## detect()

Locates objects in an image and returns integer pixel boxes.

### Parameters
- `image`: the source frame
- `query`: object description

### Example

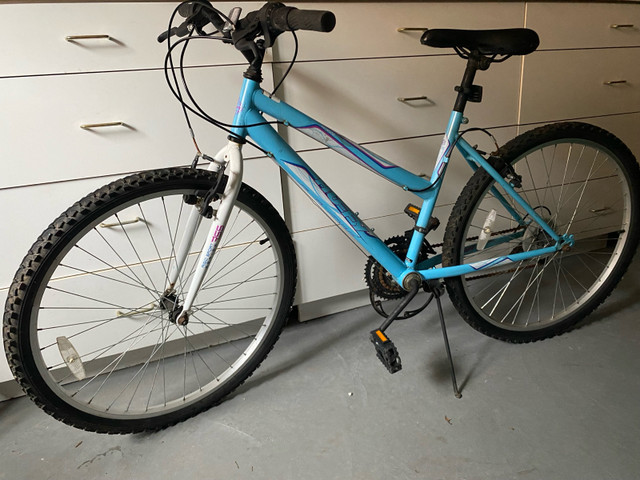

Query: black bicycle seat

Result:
[421,28,539,56]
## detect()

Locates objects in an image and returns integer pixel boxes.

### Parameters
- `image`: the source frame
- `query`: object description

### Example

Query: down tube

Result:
[244,110,407,282]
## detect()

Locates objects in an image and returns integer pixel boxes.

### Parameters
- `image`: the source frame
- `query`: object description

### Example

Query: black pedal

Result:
[404,203,421,220]
[370,330,402,374]
[404,204,440,233]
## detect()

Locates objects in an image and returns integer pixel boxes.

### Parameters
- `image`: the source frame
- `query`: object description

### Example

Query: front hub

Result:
[159,291,187,325]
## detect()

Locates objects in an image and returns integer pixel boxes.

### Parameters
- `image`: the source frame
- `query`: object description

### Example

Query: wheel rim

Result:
[458,139,633,332]
[28,184,286,419]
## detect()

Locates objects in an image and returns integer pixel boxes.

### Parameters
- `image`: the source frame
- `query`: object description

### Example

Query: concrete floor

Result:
[1,261,639,480]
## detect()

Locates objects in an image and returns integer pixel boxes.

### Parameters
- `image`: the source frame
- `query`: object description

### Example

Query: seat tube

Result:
[405,111,464,268]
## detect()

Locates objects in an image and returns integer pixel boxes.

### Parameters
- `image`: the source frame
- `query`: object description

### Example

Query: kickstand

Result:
[431,284,462,399]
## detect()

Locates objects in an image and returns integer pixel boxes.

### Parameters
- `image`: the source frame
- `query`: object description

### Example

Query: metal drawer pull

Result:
[397,27,428,32]
[81,121,127,130]
[65,34,113,41]
[117,303,157,318]
[100,217,144,228]
[603,80,628,85]
[398,96,430,102]
[610,24,635,29]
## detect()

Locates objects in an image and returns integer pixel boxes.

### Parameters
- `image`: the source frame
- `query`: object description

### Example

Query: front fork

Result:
[167,140,244,325]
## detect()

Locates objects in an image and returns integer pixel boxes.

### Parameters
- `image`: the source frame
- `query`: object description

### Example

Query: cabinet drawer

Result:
[276,2,524,61]
[526,3,640,50]
[520,48,640,125]
[0,64,274,188]
[0,2,265,77]
[277,55,520,152]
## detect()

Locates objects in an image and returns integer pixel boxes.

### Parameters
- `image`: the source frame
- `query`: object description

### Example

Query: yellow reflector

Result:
[376,330,388,342]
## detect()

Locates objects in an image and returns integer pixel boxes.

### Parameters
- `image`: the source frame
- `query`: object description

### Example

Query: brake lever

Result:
[223,7,242,33]
[157,22,192,43]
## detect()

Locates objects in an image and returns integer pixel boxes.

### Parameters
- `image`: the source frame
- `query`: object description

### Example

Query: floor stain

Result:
[77,446,122,469]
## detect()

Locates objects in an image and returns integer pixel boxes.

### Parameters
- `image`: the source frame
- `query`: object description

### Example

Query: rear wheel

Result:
[4,168,297,433]
[443,122,640,342]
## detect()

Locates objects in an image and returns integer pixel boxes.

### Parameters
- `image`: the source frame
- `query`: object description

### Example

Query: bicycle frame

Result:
[174,76,573,315]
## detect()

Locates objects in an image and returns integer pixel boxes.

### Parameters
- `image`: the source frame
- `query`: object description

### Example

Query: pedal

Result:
[404,204,440,233]
[370,330,402,374]
[404,203,421,220]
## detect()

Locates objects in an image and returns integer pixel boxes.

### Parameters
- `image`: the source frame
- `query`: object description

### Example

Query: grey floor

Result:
[1,260,639,480]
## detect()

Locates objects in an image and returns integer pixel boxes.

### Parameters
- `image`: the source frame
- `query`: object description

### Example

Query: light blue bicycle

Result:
[4,1,640,433]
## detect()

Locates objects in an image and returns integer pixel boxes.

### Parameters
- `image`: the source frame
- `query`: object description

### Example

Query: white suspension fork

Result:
[166,145,226,288]
[169,141,244,324]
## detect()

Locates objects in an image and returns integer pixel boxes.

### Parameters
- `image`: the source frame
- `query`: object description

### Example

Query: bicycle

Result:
[3,1,639,434]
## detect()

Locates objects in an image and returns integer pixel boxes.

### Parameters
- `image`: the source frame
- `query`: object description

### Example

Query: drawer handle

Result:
[610,24,635,29]
[65,34,113,42]
[603,80,628,86]
[397,27,428,32]
[398,95,431,102]
[100,217,144,228]
[80,121,128,130]
[116,303,157,318]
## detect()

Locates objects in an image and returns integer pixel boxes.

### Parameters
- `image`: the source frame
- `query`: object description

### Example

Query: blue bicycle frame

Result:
[229,77,571,289]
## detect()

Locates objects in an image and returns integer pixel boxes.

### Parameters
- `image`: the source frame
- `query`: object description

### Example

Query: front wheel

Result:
[3,168,297,433]
[443,122,640,343]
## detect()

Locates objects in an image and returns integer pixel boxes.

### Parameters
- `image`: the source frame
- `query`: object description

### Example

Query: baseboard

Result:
[0,378,23,402]
[297,289,370,322]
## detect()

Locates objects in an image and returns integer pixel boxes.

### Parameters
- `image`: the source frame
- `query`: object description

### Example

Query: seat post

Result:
[453,52,490,114]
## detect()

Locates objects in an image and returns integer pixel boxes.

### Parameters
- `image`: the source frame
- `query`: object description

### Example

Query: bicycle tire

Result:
[442,122,640,343]
[3,167,297,433]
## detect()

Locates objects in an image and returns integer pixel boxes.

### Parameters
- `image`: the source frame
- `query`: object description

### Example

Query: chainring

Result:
[364,236,410,300]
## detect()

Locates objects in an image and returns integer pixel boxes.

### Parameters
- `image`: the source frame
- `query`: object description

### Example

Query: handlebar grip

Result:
[271,7,336,33]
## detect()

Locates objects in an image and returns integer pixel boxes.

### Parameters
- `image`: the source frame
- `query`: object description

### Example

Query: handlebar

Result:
[158,1,335,44]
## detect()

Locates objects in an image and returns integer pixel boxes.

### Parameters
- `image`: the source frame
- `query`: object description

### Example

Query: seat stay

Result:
[457,139,560,242]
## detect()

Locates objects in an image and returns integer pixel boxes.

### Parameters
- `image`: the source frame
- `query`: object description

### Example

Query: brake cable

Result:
[164,2,302,157]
